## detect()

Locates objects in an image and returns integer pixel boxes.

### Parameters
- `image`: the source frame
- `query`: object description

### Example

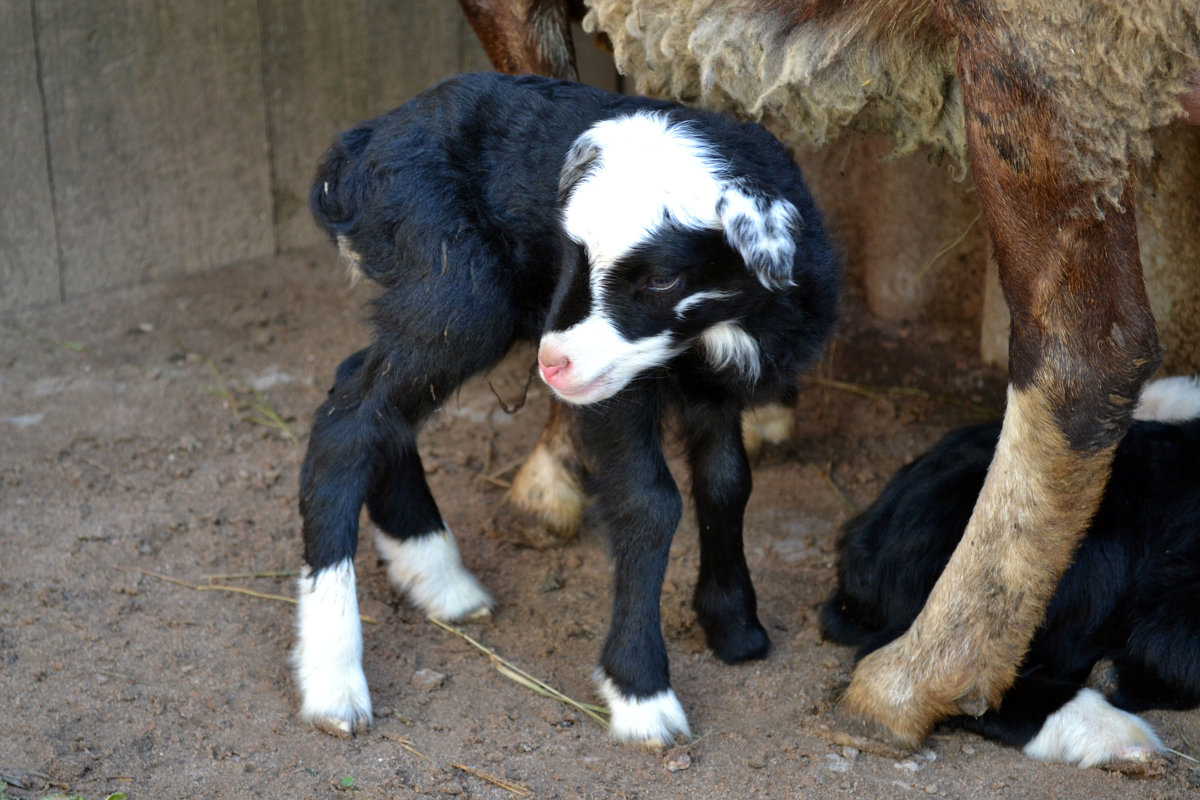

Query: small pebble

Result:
[412,668,446,691]
[825,754,851,774]
[664,747,692,772]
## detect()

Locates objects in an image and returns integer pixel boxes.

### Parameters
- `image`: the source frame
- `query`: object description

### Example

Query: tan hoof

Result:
[741,402,794,457]
[510,443,586,538]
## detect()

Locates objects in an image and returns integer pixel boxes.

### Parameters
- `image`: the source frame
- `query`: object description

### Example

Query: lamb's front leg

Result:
[680,399,769,663]
[580,395,690,747]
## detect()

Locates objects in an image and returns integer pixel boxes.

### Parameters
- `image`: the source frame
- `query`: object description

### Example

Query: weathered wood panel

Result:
[794,136,987,328]
[0,2,60,312]
[1138,126,1200,374]
[34,0,274,299]
[261,0,482,251]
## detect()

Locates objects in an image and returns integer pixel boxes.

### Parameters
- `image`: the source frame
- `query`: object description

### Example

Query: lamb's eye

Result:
[645,274,680,292]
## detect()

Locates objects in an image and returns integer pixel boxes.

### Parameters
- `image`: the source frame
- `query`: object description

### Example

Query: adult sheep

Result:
[458,0,1200,754]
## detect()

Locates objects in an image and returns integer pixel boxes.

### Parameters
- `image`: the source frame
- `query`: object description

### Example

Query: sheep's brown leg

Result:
[838,22,1161,750]
[510,399,588,536]
[458,0,577,79]
[457,0,585,535]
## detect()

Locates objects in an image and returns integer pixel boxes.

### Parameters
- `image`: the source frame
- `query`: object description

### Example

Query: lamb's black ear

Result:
[717,179,803,289]
[558,134,601,203]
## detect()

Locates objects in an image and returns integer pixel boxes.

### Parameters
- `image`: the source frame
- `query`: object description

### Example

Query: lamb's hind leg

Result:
[365,410,492,622]
[293,349,385,736]
[294,338,500,735]
[838,24,1160,750]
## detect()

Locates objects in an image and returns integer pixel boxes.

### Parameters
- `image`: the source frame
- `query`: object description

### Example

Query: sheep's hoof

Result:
[510,445,586,538]
[824,705,916,761]
[833,643,944,755]
[741,402,794,457]
[1100,752,1168,778]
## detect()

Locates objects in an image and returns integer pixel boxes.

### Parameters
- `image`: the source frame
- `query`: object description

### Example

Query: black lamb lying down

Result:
[293,71,839,746]
[821,376,1200,767]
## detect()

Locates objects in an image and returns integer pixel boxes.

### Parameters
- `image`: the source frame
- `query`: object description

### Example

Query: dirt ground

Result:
[2,248,1198,800]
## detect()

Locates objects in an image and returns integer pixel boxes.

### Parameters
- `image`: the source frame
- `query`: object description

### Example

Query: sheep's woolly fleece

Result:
[583,0,1200,216]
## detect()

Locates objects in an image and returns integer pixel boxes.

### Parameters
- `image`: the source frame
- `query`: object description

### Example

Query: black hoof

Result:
[701,614,770,664]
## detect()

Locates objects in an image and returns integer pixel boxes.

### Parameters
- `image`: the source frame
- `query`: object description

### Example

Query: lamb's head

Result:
[538,112,806,405]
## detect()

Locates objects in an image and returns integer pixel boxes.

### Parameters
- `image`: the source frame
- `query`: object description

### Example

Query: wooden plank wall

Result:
[1,2,60,310]
[11,2,1191,370]
[33,0,274,300]
[1,0,616,313]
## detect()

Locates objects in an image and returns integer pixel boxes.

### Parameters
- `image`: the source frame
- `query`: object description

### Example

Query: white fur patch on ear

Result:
[1022,688,1163,768]
[292,560,372,736]
[717,180,802,289]
[700,322,761,382]
[1133,375,1200,422]
[596,672,691,747]
[558,137,601,201]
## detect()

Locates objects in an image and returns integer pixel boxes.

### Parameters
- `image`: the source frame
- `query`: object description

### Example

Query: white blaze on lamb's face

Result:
[538,112,802,405]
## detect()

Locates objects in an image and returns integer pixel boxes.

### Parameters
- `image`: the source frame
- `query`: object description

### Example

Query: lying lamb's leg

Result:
[838,24,1161,751]
[581,391,689,747]
[457,0,577,79]
[510,399,587,536]
[1020,688,1163,768]
[959,675,1163,768]
[680,399,770,663]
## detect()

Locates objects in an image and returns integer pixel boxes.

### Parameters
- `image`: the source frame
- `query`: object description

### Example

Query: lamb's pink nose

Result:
[538,344,570,385]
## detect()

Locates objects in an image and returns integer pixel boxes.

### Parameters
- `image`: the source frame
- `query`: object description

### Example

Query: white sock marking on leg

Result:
[596,672,691,746]
[1022,687,1163,767]
[292,559,371,735]
[1134,375,1200,422]
[374,528,493,620]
